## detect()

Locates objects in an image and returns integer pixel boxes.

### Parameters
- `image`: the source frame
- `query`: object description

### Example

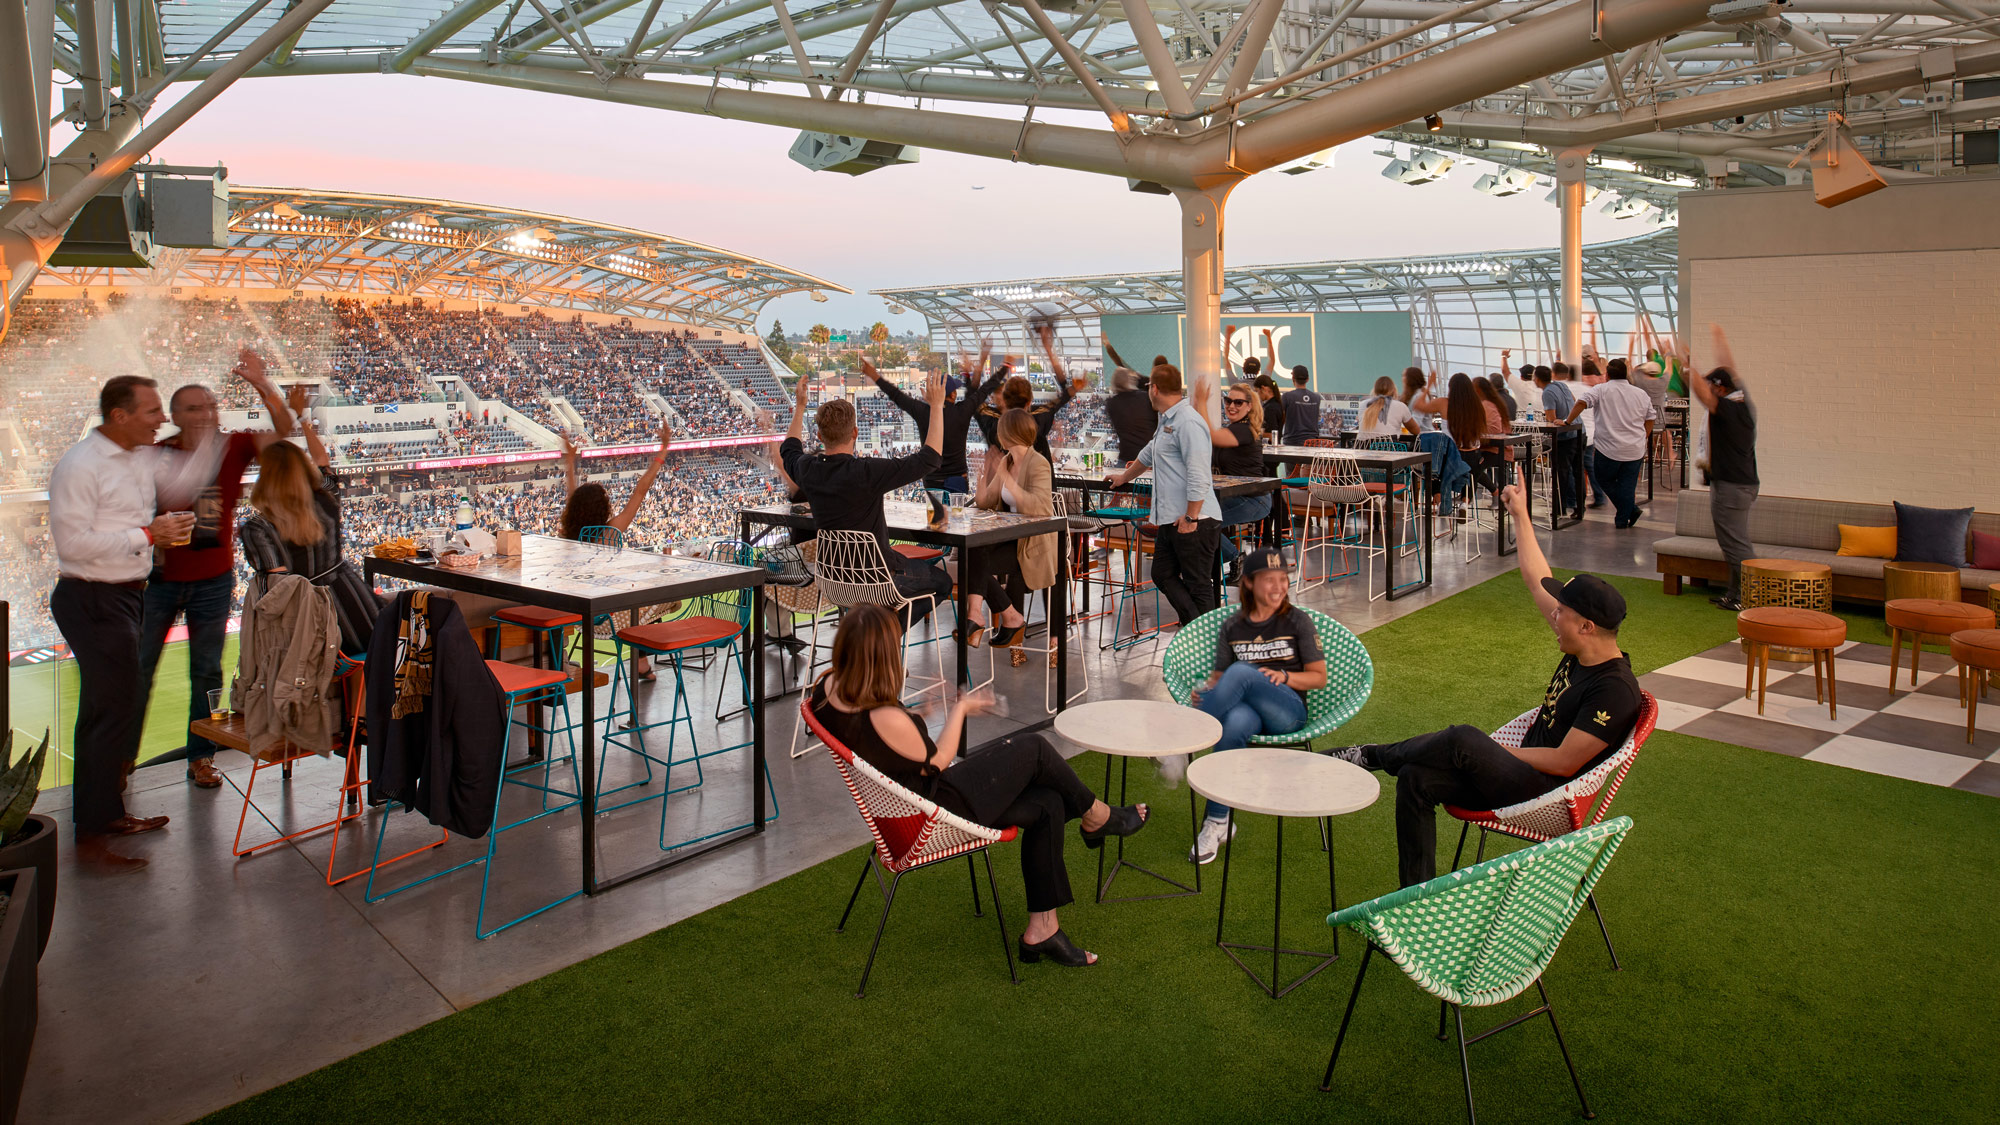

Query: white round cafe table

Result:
[1054,700,1224,903]
[1186,747,1381,998]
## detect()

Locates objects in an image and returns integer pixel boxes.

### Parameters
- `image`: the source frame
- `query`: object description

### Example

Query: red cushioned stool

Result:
[1737,607,1847,718]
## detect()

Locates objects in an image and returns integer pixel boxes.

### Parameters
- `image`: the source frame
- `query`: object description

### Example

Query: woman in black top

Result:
[239,386,382,654]
[1189,373,1274,572]
[975,325,1077,465]
[808,604,1146,967]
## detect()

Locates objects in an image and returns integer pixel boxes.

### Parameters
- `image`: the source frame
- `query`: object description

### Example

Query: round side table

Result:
[1883,559,1961,603]
[1741,558,1833,662]
[1187,747,1380,999]
[1054,700,1223,903]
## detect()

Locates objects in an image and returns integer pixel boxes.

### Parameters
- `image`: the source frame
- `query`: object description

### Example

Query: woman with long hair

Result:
[1401,366,1446,431]
[1445,372,1505,507]
[1184,548,1327,864]
[556,417,673,542]
[964,408,1057,660]
[1189,372,1274,576]
[809,604,1147,966]
[1359,375,1420,438]
[239,386,383,654]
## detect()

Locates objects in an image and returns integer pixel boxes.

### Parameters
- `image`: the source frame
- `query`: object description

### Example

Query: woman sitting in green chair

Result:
[1186,548,1329,864]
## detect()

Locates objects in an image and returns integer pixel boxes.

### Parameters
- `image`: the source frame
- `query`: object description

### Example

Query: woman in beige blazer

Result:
[965,408,1059,660]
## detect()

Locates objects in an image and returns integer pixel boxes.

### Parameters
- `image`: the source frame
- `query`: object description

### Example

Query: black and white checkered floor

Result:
[1640,640,2000,795]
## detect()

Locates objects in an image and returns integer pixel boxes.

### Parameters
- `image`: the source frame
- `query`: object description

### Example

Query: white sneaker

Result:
[1189,816,1235,865]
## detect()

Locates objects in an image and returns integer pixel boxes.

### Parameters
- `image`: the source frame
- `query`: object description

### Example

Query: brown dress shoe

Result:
[186,758,223,789]
[102,814,170,836]
[77,834,149,874]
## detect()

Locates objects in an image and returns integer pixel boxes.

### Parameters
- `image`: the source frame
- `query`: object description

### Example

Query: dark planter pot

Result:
[0,816,54,961]
[0,867,39,1125]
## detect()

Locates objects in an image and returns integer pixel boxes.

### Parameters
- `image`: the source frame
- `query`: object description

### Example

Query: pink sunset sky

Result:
[151,73,1640,335]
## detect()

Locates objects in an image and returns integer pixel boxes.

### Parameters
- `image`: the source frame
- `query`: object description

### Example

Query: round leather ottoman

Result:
[1949,629,2000,745]
[1737,607,1847,719]
[1884,599,1997,692]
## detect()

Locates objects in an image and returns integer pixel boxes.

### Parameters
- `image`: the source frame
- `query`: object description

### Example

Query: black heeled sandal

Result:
[1018,929,1095,967]
[989,622,1026,648]
[1080,804,1148,849]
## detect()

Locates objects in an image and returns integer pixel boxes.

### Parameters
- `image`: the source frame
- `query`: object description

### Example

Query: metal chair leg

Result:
[1538,978,1596,1119]
[968,853,983,917]
[1450,821,1470,870]
[1453,1004,1479,1125]
[1319,943,1374,1091]
[854,870,905,999]
[1586,892,1621,970]
[982,849,1019,985]
[836,853,873,932]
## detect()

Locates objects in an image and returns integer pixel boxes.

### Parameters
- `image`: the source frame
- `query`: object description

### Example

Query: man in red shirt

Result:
[142,349,293,788]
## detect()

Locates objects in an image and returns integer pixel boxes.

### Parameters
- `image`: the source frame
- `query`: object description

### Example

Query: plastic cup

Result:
[207,688,224,720]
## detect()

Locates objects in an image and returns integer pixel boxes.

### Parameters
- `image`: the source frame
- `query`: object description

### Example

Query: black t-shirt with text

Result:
[1522,652,1642,776]
[1214,607,1324,700]
[1213,420,1265,478]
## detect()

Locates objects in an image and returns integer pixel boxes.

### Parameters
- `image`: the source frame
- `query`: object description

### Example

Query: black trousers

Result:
[889,553,953,630]
[50,577,146,834]
[965,542,1028,617]
[1370,725,1556,889]
[1551,436,1586,516]
[935,734,1095,913]
[1151,517,1221,627]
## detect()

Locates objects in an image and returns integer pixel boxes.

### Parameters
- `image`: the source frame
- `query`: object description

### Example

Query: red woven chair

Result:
[1444,691,1657,970]
[799,697,1019,998]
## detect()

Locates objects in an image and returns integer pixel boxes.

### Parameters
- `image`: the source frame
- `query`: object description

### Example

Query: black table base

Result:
[1214,810,1341,999]
[1094,756,1203,904]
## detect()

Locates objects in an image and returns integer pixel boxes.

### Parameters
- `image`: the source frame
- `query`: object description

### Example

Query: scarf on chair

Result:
[391,592,434,719]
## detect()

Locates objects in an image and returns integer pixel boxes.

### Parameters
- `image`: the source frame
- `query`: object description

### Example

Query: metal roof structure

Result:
[22,185,847,328]
[876,227,1679,371]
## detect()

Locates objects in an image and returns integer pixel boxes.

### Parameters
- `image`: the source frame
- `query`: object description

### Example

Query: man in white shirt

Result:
[48,376,194,873]
[1563,360,1657,530]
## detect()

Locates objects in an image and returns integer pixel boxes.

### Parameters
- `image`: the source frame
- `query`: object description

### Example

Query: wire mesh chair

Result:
[995,493,1091,713]
[789,530,946,759]
[1357,436,1425,601]
[1320,817,1634,1125]
[800,697,1018,999]
[1161,606,1375,751]
[1443,691,1657,970]
[1291,454,1370,593]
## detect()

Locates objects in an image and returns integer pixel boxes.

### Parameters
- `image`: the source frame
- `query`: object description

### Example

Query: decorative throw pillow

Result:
[1894,501,1973,568]
[1836,524,1897,558]
[1973,529,2000,571]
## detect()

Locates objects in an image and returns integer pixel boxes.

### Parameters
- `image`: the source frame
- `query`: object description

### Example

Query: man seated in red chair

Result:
[1329,483,1642,887]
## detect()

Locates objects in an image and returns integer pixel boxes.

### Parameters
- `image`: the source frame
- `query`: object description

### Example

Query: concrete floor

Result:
[23,492,1686,1125]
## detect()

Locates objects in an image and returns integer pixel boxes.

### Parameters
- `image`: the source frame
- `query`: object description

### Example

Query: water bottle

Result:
[455,496,474,531]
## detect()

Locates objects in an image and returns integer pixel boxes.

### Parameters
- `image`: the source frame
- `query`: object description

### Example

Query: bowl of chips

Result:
[372,537,417,559]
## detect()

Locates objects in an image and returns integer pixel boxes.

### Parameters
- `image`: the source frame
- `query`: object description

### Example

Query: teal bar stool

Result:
[363,659,583,939]
[487,604,585,808]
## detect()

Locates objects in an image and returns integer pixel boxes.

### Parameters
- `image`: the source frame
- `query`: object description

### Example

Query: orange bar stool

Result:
[1885,599,1996,691]
[1737,607,1847,719]
[1949,629,2000,744]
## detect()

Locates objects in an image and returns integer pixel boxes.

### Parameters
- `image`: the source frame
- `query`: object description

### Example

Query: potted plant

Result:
[0,865,38,1125]
[0,731,53,960]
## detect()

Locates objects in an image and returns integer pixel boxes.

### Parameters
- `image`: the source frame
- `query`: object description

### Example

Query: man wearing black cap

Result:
[871,344,1007,493]
[1330,483,1643,887]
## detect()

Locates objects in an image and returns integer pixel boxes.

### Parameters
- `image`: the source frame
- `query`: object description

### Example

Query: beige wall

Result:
[1680,178,2000,509]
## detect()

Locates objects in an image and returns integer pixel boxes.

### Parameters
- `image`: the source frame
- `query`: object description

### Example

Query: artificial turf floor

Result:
[199,573,2000,1125]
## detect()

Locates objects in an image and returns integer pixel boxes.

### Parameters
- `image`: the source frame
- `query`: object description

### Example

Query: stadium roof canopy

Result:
[25,186,846,329]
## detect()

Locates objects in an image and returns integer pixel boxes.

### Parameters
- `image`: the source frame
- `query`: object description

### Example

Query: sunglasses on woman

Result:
[1226,397,1249,406]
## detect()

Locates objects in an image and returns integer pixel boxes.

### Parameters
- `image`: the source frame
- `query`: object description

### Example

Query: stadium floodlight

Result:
[809,291,829,303]
[1707,0,1783,24]
[1279,147,1337,175]
[1543,184,1603,206]
[1381,151,1453,185]
[1473,168,1536,196]
[886,303,907,315]
[1600,195,1652,220]
[788,131,920,176]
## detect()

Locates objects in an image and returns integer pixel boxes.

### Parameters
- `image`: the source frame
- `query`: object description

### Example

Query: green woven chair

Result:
[1161,606,1373,749]
[1320,816,1633,1125]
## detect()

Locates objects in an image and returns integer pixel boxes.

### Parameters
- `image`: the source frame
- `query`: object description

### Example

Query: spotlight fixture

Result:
[1381,151,1454,185]
[1425,113,1443,132]
[1543,184,1603,206]
[1279,147,1337,175]
[1600,195,1652,220]
[1473,168,1536,196]
[809,291,829,303]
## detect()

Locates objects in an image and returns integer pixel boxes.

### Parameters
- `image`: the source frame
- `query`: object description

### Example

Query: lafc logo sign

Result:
[1224,324,1296,368]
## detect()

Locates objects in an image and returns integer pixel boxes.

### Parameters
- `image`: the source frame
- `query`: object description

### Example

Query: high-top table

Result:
[366,534,768,895]
[1188,747,1380,998]
[739,500,1070,698]
[1261,444,1433,599]
[1054,699,1224,903]
[1512,420,1587,529]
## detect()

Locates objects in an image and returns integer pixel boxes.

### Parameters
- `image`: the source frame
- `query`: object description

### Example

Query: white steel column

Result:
[1555,147,1590,370]
[1173,184,1237,424]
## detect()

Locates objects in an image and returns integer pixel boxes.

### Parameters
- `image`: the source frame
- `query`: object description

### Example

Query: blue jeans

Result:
[1216,493,1273,563]
[138,571,234,763]
[1194,662,1307,819]
[1593,449,1644,528]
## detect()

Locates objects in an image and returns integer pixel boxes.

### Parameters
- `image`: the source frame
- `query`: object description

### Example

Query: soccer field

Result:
[11,635,242,790]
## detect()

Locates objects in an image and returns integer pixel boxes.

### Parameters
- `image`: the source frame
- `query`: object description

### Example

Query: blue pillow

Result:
[1894,501,1972,568]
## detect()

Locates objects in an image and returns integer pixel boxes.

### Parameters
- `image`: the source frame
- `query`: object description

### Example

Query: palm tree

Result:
[809,323,830,370]
[868,321,889,362]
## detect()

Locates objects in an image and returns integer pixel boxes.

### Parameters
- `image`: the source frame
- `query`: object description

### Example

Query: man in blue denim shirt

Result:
[1107,364,1218,627]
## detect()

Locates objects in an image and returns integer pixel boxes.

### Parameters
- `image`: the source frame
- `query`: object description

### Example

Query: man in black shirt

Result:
[1280,365,1322,444]
[1694,325,1758,611]
[780,367,953,629]
[873,344,1006,493]
[1331,484,1643,887]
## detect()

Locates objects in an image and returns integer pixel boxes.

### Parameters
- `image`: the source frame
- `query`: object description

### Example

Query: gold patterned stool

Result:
[1741,558,1832,662]
[1883,559,1961,603]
